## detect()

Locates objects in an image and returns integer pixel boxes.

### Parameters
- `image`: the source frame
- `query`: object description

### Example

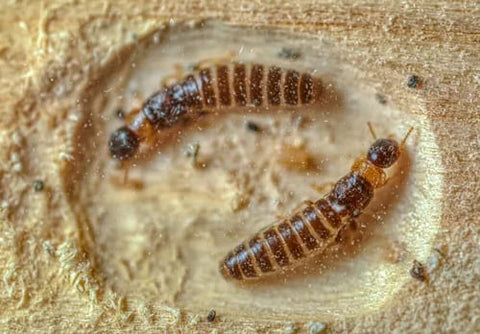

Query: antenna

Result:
[367,122,377,140]
[401,126,414,147]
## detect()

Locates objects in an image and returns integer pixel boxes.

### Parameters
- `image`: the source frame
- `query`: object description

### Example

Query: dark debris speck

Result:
[375,93,387,105]
[277,47,302,60]
[407,75,421,89]
[116,108,125,119]
[206,309,216,322]
[33,180,44,192]
[410,260,427,282]
[246,121,261,132]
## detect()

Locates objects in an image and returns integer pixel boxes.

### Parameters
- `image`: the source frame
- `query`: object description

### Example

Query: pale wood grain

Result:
[0,1,479,333]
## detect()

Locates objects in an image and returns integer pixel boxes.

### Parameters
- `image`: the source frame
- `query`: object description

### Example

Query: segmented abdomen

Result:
[220,172,374,281]
[220,198,343,280]
[141,63,323,129]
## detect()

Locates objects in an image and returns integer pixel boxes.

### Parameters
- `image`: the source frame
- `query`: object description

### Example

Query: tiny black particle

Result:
[375,93,387,105]
[207,309,216,322]
[246,121,261,132]
[116,108,125,119]
[277,47,302,60]
[33,180,44,192]
[410,260,427,282]
[407,75,421,89]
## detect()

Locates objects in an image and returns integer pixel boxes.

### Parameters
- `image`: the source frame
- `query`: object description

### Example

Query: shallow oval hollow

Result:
[68,22,443,320]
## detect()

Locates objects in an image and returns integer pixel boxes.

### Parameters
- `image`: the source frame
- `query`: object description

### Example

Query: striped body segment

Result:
[109,62,325,162]
[140,63,323,129]
[219,128,415,282]
[220,172,375,281]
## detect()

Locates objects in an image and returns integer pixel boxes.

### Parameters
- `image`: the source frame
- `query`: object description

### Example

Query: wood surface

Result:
[0,1,479,333]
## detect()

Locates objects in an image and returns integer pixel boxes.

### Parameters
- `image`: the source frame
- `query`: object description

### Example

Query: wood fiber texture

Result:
[0,1,479,333]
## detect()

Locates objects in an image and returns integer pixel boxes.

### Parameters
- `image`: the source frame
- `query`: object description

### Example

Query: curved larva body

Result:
[220,171,376,281]
[219,134,410,281]
[220,198,348,280]
[108,63,324,161]
[140,63,323,128]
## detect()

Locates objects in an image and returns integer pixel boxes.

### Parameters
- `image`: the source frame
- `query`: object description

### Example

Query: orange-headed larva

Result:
[108,63,324,161]
[219,124,413,281]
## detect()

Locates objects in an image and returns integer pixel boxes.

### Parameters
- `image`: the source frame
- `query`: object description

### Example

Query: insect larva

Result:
[108,63,324,162]
[219,124,414,281]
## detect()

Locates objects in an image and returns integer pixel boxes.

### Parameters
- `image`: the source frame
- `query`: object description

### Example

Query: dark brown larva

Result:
[220,127,413,281]
[108,63,324,162]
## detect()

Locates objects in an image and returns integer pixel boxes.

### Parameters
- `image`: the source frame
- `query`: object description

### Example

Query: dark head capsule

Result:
[108,126,139,161]
[367,138,400,168]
